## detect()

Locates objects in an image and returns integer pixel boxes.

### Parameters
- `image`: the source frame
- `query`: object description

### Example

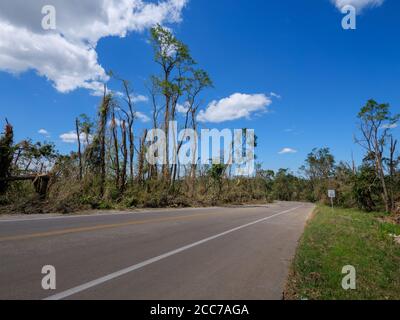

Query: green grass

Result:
[285,206,400,300]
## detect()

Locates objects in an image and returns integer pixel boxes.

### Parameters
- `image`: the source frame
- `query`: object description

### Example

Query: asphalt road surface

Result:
[0,201,314,300]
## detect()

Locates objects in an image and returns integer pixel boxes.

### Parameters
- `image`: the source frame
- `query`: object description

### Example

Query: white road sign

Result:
[328,190,336,198]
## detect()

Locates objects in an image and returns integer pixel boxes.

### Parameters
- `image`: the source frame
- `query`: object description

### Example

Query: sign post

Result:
[328,190,336,210]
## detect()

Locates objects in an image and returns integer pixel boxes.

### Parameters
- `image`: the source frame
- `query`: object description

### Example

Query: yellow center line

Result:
[0,212,218,242]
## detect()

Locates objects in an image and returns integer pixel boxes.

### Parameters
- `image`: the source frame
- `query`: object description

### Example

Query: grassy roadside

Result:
[285,205,400,300]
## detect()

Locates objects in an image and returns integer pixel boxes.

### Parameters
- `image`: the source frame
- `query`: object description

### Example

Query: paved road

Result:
[0,202,314,300]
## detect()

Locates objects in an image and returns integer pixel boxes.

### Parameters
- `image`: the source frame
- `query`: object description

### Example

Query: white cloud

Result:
[132,94,149,104]
[177,101,190,114]
[270,92,281,99]
[0,0,188,95]
[108,112,150,126]
[197,93,272,123]
[60,131,93,144]
[135,112,151,123]
[381,123,398,129]
[106,110,150,128]
[38,129,50,137]
[279,148,297,155]
[108,118,124,128]
[331,0,384,11]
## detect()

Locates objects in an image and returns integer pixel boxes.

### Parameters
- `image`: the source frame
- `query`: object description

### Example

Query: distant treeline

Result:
[0,26,399,215]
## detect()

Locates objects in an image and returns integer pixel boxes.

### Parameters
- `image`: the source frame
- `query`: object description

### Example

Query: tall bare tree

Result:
[111,108,120,189]
[150,24,195,181]
[388,136,398,210]
[75,118,82,180]
[147,77,163,180]
[137,129,148,184]
[111,73,136,185]
[98,85,112,197]
[120,120,128,192]
[355,100,400,212]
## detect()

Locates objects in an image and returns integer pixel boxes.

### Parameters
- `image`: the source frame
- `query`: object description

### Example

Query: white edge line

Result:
[44,205,305,300]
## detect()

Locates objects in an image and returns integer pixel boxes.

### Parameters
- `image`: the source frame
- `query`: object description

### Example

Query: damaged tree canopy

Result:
[0,120,52,198]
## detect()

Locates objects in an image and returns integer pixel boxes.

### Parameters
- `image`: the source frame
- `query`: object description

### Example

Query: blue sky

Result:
[0,0,399,172]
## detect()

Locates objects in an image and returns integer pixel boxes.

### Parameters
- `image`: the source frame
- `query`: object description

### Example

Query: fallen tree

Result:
[0,174,50,199]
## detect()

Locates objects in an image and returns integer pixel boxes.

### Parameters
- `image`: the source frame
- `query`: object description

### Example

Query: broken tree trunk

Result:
[0,121,14,194]
[0,174,50,199]
[76,118,83,181]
